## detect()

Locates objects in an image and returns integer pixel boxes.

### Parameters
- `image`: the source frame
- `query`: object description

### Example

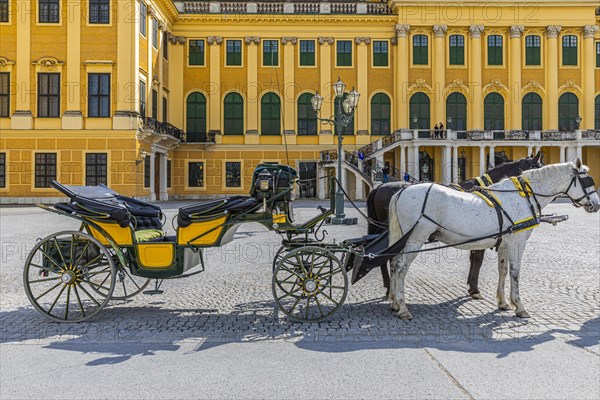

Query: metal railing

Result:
[142,118,184,141]
[178,1,393,15]
[185,132,217,143]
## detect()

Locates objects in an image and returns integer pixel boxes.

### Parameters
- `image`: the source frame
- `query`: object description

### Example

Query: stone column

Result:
[546,26,561,130]
[582,26,599,130]
[149,152,156,201]
[509,26,524,130]
[452,146,459,183]
[412,145,420,177]
[432,25,447,125]
[159,152,168,200]
[282,37,297,136]
[13,0,32,128]
[489,145,496,169]
[355,173,364,200]
[400,145,406,176]
[395,25,410,130]
[576,145,583,161]
[168,36,185,129]
[207,36,223,136]
[157,23,165,122]
[479,145,486,175]
[559,145,566,163]
[245,36,260,135]
[318,166,326,200]
[63,1,82,129]
[356,37,370,135]
[318,37,334,142]
[442,145,452,184]
[469,25,485,130]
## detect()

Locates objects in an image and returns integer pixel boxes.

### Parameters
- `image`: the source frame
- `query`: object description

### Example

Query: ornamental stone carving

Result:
[281,37,297,45]
[147,5,156,17]
[167,34,185,45]
[522,80,544,94]
[355,37,371,45]
[510,25,524,38]
[408,78,433,93]
[207,36,223,45]
[390,37,398,45]
[469,25,484,38]
[546,25,562,38]
[244,36,260,45]
[318,37,334,45]
[395,24,410,38]
[583,25,599,38]
[158,21,165,31]
[432,25,447,38]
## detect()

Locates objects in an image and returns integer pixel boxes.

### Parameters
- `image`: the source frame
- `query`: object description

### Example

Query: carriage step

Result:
[143,289,164,295]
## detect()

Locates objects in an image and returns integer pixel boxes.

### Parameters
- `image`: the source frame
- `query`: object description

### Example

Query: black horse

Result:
[366,152,543,298]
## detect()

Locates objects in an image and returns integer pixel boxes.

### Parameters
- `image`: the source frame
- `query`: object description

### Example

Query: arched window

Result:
[223,92,244,135]
[260,92,281,135]
[595,95,600,130]
[558,92,579,131]
[297,93,317,135]
[522,93,543,131]
[484,93,504,130]
[413,35,428,65]
[370,93,391,135]
[446,92,467,131]
[409,92,430,130]
[186,92,206,142]
[334,94,354,135]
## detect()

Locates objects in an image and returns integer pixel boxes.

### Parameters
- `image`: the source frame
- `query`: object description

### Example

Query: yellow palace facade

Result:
[1,0,599,203]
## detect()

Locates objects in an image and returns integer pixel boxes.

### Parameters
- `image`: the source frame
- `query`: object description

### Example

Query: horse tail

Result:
[388,190,403,244]
[366,186,378,235]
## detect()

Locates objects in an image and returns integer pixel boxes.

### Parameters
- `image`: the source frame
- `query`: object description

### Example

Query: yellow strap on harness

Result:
[510,176,533,197]
[472,190,503,208]
[475,174,493,188]
[472,191,494,207]
[512,216,540,232]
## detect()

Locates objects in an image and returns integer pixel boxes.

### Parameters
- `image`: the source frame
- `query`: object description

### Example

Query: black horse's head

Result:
[518,151,544,173]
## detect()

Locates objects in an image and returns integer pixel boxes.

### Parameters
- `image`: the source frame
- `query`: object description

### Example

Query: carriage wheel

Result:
[272,245,287,272]
[272,246,348,323]
[103,249,150,300]
[23,231,116,322]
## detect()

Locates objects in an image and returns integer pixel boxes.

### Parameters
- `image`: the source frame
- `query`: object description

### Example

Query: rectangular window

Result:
[89,0,109,24]
[337,40,352,67]
[597,42,600,68]
[263,40,279,66]
[162,97,167,122]
[487,35,503,65]
[151,89,158,119]
[188,161,204,187]
[37,73,60,117]
[0,153,5,188]
[167,159,171,188]
[152,18,158,48]
[139,80,146,117]
[163,31,168,59]
[562,35,578,66]
[449,35,464,65]
[39,0,59,23]
[139,2,146,36]
[143,155,150,188]
[0,0,8,23]
[413,35,428,65]
[0,73,9,117]
[88,73,110,117]
[299,40,315,66]
[35,153,56,188]
[373,41,389,67]
[85,153,107,186]
[525,35,541,65]
[225,162,241,188]
[226,40,242,66]
[189,39,205,66]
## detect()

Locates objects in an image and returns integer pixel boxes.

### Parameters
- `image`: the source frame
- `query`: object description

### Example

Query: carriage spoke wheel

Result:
[273,246,348,323]
[23,231,116,323]
[101,249,150,300]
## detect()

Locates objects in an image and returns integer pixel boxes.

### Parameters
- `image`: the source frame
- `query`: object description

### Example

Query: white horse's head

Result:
[565,159,600,213]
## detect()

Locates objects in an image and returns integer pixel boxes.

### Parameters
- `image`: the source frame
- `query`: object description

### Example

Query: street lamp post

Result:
[311,77,360,225]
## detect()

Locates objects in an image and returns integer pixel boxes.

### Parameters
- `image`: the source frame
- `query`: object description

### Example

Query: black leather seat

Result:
[177,196,259,227]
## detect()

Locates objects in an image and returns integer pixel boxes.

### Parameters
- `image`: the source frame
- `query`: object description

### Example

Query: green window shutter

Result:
[596,42,600,67]
[299,41,316,66]
[525,36,540,66]
[337,41,352,66]
[488,35,503,65]
[413,35,428,65]
[226,40,242,66]
[449,35,464,65]
[373,41,388,67]
[562,36,577,66]
[263,40,279,66]
[189,40,204,66]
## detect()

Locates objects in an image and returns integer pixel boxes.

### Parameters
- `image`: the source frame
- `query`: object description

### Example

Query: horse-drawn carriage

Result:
[24,163,358,323]
[23,158,598,323]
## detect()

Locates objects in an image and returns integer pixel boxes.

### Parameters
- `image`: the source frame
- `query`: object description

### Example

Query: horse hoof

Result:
[470,292,484,300]
[498,304,511,311]
[516,310,531,318]
[398,311,413,320]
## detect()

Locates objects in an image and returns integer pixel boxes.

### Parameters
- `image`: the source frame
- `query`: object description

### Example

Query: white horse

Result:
[387,160,600,320]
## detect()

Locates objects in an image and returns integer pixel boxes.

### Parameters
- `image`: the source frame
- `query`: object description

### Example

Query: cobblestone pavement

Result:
[0,201,599,399]
[1,201,598,345]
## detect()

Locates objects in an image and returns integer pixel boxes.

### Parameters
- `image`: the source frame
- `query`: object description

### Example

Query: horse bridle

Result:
[564,169,597,208]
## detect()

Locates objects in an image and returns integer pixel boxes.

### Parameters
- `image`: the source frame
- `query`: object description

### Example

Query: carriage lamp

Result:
[575,115,582,129]
[311,78,360,225]
[311,91,323,113]
[333,77,346,98]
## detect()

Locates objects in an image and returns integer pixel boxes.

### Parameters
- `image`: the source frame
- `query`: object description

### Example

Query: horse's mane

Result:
[521,162,582,183]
